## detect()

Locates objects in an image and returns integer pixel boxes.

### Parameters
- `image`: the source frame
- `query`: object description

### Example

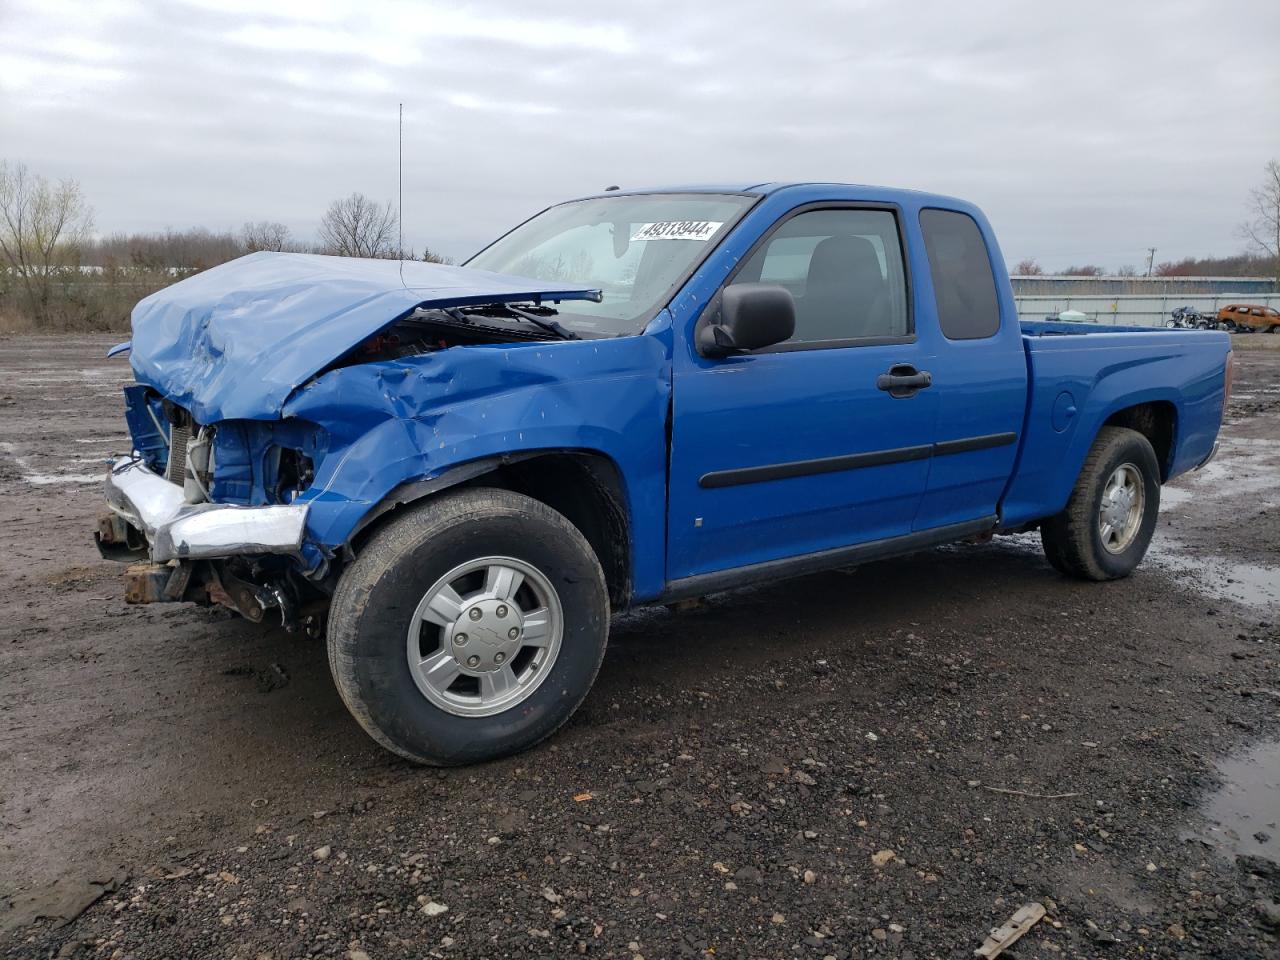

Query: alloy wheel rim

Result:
[1098,463,1145,555]
[406,556,563,717]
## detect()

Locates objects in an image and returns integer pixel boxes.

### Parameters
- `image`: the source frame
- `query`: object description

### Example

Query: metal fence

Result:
[1014,294,1280,327]
[1010,276,1278,296]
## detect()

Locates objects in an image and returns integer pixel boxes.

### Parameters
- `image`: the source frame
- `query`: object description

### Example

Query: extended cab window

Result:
[732,209,909,344]
[919,208,1000,340]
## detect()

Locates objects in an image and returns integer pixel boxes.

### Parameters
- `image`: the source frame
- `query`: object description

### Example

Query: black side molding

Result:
[698,432,1018,489]
[699,444,931,489]
[933,432,1017,457]
[660,514,999,603]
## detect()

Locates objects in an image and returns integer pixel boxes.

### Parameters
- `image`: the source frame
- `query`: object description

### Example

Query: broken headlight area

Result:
[108,386,332,595]
[121,384,327,510]
[208,419,326,507]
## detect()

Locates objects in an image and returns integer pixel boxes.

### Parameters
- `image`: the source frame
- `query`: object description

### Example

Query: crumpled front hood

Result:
[127,252,600,423]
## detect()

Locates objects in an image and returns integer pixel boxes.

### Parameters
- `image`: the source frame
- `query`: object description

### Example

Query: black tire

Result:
[327,488,609,765]
[1040,426,1161,581]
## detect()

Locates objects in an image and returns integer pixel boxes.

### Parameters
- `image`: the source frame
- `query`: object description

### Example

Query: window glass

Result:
[731,209,909,343]
[466,194,753,334]
[919,208,1001,340]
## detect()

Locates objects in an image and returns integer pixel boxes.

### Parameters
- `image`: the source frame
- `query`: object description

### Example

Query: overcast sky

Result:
[3,0,1278,270]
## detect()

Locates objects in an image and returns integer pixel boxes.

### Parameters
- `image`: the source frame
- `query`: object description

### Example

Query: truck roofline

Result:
[570,181,976,209]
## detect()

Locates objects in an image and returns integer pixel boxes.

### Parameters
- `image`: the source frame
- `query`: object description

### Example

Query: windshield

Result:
[466,194,754,335]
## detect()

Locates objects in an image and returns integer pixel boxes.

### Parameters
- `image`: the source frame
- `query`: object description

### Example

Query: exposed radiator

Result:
[166,421,191,484]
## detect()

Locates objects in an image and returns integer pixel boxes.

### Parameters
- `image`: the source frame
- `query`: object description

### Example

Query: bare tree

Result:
[241,220,294,253]
[420,246,452,265]
[1239,159,1280,283]
[317,193,399,258]
[0,160,94,323]
[1011,258,1043,275]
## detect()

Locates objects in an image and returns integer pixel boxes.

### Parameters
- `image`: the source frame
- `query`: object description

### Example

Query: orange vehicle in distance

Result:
[1216,303,1280,333]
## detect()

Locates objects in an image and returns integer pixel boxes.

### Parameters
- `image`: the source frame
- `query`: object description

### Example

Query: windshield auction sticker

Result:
[630,221,724,242]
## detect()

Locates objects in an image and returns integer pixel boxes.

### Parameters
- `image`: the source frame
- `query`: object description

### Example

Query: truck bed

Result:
[999,321,1232,528]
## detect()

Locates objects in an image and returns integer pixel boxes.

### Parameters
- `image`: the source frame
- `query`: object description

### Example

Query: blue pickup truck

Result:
[99,182,1232,764]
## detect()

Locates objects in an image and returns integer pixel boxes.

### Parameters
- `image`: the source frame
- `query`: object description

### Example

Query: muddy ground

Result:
[1,335,1278,960]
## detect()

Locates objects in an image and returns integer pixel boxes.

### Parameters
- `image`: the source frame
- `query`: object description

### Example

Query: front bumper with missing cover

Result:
[102,458,309,563]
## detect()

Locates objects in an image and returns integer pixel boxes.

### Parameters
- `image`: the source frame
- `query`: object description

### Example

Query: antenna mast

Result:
[398,102,405,286]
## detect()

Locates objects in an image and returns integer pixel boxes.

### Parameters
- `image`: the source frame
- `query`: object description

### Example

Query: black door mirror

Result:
[697,282,796,357]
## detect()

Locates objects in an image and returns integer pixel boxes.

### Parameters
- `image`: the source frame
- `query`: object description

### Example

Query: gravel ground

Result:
[1,335,1278,960]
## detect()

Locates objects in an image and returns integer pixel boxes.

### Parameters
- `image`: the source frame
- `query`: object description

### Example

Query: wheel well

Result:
[352,452,633,608]
[1103,401,1176,480]
[495,454,631,608]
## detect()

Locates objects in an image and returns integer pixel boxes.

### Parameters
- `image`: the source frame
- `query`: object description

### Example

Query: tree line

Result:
[0,159,449,331]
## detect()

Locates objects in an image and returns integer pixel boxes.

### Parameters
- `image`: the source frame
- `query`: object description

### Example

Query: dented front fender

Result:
[284,327,673,600]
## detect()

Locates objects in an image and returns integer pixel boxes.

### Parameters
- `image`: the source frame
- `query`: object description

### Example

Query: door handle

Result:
[876,364,933,398]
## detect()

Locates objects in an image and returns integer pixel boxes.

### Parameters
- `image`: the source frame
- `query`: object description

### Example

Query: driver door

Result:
[666,205,939,581]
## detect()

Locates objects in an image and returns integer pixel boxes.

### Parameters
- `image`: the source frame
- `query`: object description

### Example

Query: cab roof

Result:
[577,181,971,209]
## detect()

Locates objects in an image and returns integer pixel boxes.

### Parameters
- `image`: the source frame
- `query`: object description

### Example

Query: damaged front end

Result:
[97,385,331,631]
[97,251,607,629]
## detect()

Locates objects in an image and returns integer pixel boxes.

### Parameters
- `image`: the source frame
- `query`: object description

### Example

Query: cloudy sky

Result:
[3,0,1278,270]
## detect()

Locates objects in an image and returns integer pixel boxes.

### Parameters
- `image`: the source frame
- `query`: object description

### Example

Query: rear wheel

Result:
[327,488,609,765]
[1041,427,1161,581]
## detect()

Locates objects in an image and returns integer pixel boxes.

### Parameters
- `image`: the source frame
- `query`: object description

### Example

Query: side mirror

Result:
[697,282,796,357]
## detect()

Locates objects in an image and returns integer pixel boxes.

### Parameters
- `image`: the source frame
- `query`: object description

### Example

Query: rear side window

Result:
[919,208,1000,340]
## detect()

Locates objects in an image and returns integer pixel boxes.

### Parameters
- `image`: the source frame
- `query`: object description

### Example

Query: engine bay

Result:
[341,305,574,366]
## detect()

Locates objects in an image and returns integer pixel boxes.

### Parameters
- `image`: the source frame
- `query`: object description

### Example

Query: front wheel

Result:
[327,488,609,765]
[1040,426,1161,581]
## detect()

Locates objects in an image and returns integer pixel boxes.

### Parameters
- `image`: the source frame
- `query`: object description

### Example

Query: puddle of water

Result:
[1162,436,1280,504]
[987,534,1279,609]
[1145,538,1280,608]
[1199,740,1280,866]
